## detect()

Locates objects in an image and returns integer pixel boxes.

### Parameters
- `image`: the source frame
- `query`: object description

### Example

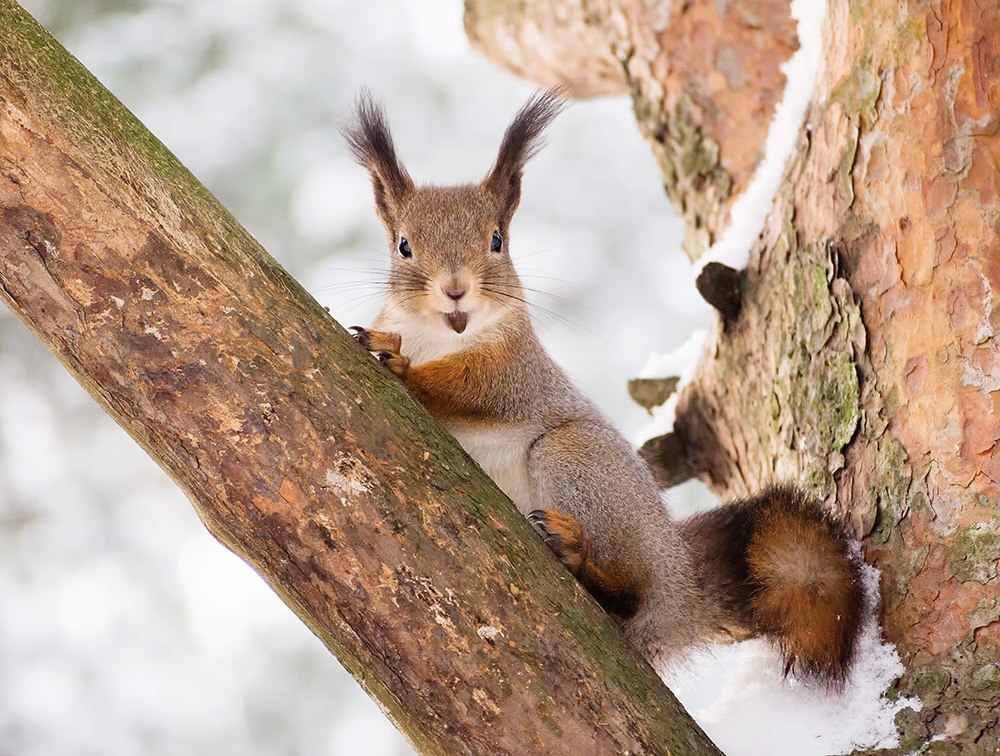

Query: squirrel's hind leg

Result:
[528,508,641,624]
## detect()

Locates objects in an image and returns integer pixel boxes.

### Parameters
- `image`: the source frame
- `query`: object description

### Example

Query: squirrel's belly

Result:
[448,424,538,515]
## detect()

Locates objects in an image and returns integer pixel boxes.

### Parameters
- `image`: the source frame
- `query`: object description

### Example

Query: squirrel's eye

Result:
[490,231,503,253]
[398,237,412,258]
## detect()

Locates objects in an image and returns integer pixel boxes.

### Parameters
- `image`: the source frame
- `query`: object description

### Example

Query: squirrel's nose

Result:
[443,284,467,302]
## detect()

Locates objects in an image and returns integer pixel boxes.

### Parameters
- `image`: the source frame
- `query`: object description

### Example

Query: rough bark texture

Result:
[0,3,724,754]
[466,0,798,260]
[467,0,1000,751]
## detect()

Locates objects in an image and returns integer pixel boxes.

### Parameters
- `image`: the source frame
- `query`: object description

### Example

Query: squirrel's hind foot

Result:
[528,508,589,570]
[528,508,642,623]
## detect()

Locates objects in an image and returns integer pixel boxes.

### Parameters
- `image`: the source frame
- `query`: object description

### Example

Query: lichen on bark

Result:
[672,189,865,504]
[630,88,733,260]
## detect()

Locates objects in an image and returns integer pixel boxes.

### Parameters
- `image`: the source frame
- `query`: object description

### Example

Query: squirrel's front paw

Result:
[528,509,590,572]
[375,350,410,378]
[349,326,402,354]
[349,326,409,376]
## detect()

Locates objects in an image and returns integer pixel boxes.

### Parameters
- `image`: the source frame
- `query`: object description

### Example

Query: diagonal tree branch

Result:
[0,2,721,753]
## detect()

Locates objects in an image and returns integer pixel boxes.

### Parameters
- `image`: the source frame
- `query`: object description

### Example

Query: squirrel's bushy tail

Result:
[680,485,864,684]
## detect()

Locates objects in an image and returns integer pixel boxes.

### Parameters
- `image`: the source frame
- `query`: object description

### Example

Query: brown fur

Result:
[343,91,867,685]
[681,485,864,683]
[747,497,862,680]
[352,326,526,421]
[349,327,400,354]
[403,342,506,420]
[342,90,414,236]
[528,509,643,623]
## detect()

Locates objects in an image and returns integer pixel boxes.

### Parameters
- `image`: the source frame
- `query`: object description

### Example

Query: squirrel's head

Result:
[343,90,564,336]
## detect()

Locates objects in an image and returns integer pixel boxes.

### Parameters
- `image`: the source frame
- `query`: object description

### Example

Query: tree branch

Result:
[0,2,721,753]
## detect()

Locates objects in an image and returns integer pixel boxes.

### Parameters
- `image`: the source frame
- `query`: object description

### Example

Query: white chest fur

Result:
[448,423,539,515]
[381,315,469,364]
[374,303,508,365]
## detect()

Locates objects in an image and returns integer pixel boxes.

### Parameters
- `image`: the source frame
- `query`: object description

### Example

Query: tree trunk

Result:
[467,0,1000,752]
[0,3,723,754]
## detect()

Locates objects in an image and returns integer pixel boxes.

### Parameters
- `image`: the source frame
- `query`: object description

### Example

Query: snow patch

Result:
[635,329,708,445]
[637,330,708,382]
[697,0,828,272]
[664,558,916,755]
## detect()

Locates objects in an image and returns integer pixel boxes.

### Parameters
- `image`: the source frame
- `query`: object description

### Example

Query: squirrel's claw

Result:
[375,351,410,378]
[529,510,642,624]
[349,326,408,377]
[350,326,402,354]
[349,325,372,350]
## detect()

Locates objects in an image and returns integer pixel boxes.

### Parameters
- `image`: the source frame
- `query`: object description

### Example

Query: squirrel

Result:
[342,90,864,683]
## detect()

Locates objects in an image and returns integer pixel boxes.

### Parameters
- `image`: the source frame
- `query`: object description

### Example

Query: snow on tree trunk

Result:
[0,3,725,754]
[466,0,1000,751]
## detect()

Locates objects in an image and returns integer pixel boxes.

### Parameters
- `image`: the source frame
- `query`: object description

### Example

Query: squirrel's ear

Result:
[483,89,566,221]
[342,90,414,231]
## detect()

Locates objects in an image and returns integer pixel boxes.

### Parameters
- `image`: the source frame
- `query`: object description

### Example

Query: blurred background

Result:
[1,1,714,753]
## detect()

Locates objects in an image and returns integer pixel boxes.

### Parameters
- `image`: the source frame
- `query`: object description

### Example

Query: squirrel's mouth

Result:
[444,311,469,334]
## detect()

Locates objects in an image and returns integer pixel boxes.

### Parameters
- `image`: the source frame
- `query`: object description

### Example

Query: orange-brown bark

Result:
[469,0,1000,750]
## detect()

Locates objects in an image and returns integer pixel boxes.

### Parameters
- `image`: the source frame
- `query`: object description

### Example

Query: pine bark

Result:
[467,0,1000,752]
[0,3,724,754]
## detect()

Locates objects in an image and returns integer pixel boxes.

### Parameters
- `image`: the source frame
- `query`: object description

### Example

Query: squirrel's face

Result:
[385,185,520,336]
[344,90,565,337]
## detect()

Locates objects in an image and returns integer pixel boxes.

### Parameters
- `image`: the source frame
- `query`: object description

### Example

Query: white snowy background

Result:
[1,1,912,754]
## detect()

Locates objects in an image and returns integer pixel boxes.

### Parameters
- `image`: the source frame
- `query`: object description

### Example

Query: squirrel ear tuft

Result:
[342,89,414,230]
[483,88,566,220]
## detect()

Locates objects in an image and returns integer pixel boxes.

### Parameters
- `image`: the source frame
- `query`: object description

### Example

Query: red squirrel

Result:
[343,90,864,682]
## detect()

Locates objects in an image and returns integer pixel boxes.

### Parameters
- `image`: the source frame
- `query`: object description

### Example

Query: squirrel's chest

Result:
[448,424,538,515]
[375,312,478,364]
